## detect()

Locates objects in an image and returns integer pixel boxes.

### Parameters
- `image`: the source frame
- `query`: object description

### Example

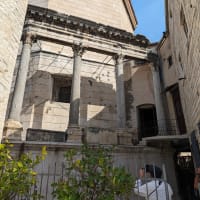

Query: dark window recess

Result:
[169,9,172,18]
[168,56,173,67]
[170,85,187,134]
[53,77,72,103]
[137,105,158,140]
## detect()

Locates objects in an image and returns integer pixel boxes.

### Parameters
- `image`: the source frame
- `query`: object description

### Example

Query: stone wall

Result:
[159,37,178,128]
[0,0,28,140]
[124,61,155,131]
[159,37,177,88]
[28,0,134,32]
[160,0,200,133]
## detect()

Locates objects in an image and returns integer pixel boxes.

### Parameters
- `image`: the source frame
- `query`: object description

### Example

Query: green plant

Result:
[0,141,47,200]
[52,145,134,200]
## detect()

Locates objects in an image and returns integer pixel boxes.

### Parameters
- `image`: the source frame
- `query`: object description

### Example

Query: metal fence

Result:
[15,162,171,200]
[16,162,65,200]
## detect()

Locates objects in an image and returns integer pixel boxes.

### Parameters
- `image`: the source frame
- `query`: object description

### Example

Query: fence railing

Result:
[15,162,171,200]
[16,162,65,200]
[139,119,181,138]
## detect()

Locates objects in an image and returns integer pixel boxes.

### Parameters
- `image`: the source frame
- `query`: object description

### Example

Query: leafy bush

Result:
[52,145,134,200]
[0,142,47,200]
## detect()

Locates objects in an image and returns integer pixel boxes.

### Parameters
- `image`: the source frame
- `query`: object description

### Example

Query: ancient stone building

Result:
[160,0,200,133]
[158,0,200,199]
[1,0,199,199]
[4,0,158,145]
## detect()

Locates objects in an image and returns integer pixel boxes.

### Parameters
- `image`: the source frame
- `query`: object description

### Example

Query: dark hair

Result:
[145,164,162,178]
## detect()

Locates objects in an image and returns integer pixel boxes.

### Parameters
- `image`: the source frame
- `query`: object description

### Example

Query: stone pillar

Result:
[114,54,126,128]
[68,43,84,126]
[148,52,167,135]
[151,65,167,135]
[4,32,34,140]
[113,55,133,145]
[0,0,28,141]
[67,43,84,143]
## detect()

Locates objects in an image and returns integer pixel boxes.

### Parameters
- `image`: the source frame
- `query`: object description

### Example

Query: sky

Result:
[131,0,166,43]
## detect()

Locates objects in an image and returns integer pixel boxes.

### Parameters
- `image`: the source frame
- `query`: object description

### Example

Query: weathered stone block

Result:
[26,128,67,142]
[3,119,23,140]
[67,125,84,144]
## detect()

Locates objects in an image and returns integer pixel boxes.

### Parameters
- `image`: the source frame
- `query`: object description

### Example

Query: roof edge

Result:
[123,0,138,31]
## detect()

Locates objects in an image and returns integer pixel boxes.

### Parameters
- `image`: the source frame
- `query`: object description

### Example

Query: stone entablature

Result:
[26,5,149,48]
[24,6,149,61]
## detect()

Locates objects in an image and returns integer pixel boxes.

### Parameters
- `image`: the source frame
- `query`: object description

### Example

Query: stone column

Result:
[68,43,84,126]
[4,32,34,140]
[151,65,167,135]
[67,43,84,143]
[114,55,133,145]
[148,52,167,135]
[114,54,126,128]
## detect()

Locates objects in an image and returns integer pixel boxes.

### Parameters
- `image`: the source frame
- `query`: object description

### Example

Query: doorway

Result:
[137,104,158,140]
[174,150,196,200]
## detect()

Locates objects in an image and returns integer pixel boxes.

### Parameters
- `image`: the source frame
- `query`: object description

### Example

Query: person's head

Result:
[144,164,162,178]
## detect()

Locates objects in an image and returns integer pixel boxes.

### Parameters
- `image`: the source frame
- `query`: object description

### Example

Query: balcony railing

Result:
[139,119,181,138]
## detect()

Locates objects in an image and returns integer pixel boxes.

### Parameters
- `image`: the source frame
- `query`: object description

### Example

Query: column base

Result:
[117,129,134,145]
[3,119,22,141]
[67,125,85,144]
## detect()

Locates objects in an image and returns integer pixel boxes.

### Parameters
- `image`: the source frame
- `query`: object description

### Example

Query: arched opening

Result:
[137,104,158,140]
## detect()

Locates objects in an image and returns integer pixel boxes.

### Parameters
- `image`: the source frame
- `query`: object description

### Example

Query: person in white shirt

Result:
[134,164,173,200]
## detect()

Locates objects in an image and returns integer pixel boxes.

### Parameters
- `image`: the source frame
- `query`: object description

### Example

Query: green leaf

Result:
[52,144,134,200]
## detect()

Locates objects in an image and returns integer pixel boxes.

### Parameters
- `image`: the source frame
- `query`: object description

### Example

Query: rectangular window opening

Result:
[52,76,72,103]
[168,55,173,67]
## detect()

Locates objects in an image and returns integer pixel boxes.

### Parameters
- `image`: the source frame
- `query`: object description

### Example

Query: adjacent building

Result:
[158,0,200,199]
[0,0,28,141]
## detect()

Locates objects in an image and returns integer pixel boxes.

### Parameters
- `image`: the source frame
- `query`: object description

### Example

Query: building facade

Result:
[1,0,199,199]
[4,0,156,144]
[158,0,200,199]
[160,0,200,134]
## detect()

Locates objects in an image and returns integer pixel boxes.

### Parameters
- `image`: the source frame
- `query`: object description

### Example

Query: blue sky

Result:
[131,0,166,43]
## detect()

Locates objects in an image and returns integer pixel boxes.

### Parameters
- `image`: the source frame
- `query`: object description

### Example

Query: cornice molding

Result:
[26,5,149,48]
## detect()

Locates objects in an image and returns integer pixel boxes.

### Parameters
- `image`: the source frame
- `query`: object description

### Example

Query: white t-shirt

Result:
[134,179,173,200]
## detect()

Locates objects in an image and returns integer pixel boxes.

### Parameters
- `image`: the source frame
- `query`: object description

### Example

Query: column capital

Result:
[148,52,159,69]
[113,53,124,64]
[72,42,84,57]
[22,32,36,45]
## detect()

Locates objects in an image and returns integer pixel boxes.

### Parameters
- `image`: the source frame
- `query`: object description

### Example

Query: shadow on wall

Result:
[81,76,117,129]
[13,70,118,138]
[21,70,52,130]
